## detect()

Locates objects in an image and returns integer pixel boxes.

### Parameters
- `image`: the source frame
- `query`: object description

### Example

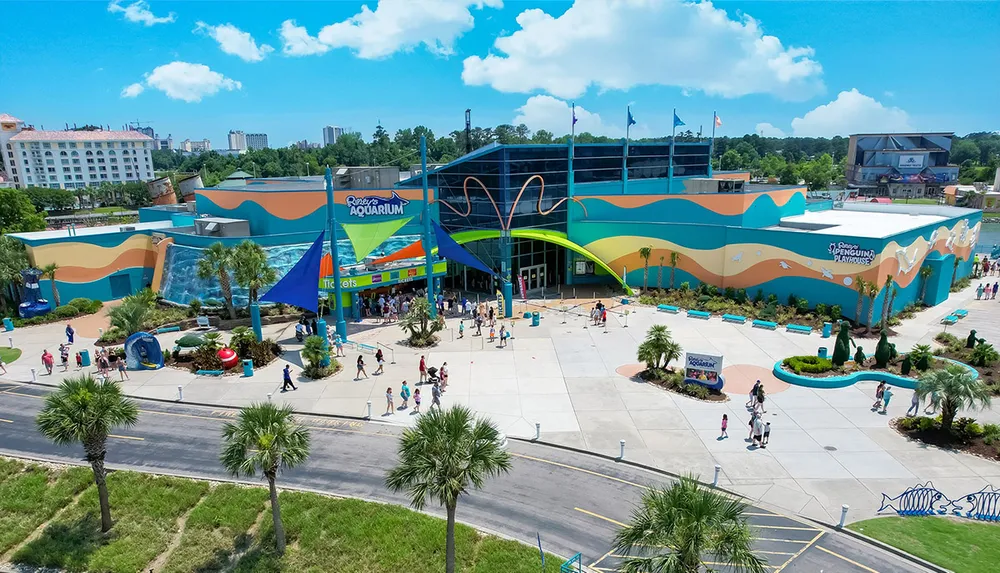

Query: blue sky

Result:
[1,1,997,148]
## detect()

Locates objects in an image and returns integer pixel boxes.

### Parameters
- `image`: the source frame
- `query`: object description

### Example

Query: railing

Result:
[880,482,1000,522]
[377,342,395,364]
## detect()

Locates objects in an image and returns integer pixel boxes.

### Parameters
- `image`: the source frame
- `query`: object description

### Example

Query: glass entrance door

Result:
[519,264,546,294]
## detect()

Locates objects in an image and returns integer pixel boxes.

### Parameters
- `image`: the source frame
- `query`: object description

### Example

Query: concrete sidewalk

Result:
[3,283,998,526]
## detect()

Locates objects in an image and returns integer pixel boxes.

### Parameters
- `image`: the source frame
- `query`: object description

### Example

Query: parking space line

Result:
[705,561,778,570]
[774,531,824,573]
[589,549,614,568]
[574,507,627,527]
[755,524,822,532]
[756,537,811,544]
[108,434,144,441]
[756,550,797,556]
[815,545,879,572]
[511,453,649,490]
[0,418,12,423]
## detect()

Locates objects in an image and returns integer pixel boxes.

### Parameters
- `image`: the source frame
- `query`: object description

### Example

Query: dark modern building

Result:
[845,133,960,198]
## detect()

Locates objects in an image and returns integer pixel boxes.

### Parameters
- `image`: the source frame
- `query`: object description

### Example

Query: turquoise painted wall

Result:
[39,267,154,303]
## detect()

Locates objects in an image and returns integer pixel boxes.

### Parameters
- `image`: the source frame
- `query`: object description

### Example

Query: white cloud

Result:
[279,20,331,56]
[755,122,786,137]
[513,95,626,137]
[280,0,503,59]
[463,0,823,101]
[120,83,144,98]
[140,62,242,103]
[195,22,274,62]
[791,89,911,137]
[107,1,175,26]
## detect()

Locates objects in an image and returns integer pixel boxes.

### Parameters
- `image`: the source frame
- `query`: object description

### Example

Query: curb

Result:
[4,379,946,573]
[0,450,577,571]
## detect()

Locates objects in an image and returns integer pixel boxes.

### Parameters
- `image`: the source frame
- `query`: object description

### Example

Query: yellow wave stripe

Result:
[30,235,155,268]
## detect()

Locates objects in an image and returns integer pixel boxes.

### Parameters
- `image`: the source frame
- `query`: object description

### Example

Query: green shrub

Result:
[815,303,828,317]
[783,355,834,374]
[697,294,711,305]
[753,289,764,304]
[796,298,809,314]
[909,344,934,370]
[982,423,1000,445]
[767,293,778,305]
[954,417,977,435]
[897,417,919,431]
[66,298,95,311]
[918,417,937,431]
[970,342,1000,367]
[189,298,202,314]
[965,422,984,438]
[787,293,798,307]
[935,332,959,345]
[50,305,80,319]
[829,304,842,320]
[724,287,737,300]
[678,382,710,400]
[735,288,747,302]
[97,326,126,344]
[679,282,690,291]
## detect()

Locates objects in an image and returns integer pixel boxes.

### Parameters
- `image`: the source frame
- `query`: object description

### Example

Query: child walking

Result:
[356,355,368,380]
[413,388,422,413]
[385,387,394,415]
[720,414,728,439]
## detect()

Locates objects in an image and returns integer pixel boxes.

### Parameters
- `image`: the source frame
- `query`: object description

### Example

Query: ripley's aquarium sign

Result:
[828,241,877,265]
[346,192,409,219]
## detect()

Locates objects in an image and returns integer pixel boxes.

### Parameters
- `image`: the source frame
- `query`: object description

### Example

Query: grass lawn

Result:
[891,198,939,205]
[848,516,1000,573]
[4,459,566,573]
[0,347,22,364]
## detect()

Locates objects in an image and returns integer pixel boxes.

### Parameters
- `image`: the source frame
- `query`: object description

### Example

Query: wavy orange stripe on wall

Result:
[577,187,805,215]
[197,190,326,220]
[56,249,157,283]
[607,252,723,286]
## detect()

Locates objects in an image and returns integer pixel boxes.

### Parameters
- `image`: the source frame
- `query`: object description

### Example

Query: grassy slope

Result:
[0,347,22,364]
[0,459,93,555]
[848,516,1000,573]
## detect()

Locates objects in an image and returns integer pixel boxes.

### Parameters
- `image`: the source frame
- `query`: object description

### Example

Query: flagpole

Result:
[668,107,676,194]
[623,106,630,195]
[709,110,717,178]
[571,103,576,139]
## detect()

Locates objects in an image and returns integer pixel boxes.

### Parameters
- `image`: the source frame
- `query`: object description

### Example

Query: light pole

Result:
[421,136,437,318]
[325,166,348,341]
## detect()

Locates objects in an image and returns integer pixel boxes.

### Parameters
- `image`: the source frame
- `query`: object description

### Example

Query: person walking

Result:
[385,387,395,415]
[499,325,507,347]
[747,412,758,441]
[75,352,82,369]
[475,315,483,336]
[439,362,449,392]
[374,348,385,375]
[458,320,465,339]
[42,349,53,375]
[488,325,495,342]
[356,355,369,380]
[282,364,298,391]
[720,414,728,439]
[59,343,70,371]
[977,283,985,300]
[755,384,766,414]
[400,380,411,409]
[925,390,939,414]
[413,388,422,413]
[993,282,999,300]
[762,422,771,448]
[431,381,442,410]
[872,381,886,410]
[334,336,345,357]
[881,386,893,414]
[65,323,74,345]
[747,380,761,408]
[418,355,427,384]
[752,415,764,447]
[118,357,129,381]
[907,390,921,416]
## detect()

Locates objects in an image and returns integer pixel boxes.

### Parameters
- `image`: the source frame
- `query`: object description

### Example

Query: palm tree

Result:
[951,256,963,289]
[880,274,894,328]
[669,252,680,290]
[865,282,879,334]
[657,255,665,291]
[400,297,445,345]
[919,266,933,304]
[107,290,155,335]
[614,475,768,573]
[385,406,511,573]
[220,402,310,555]
[637,324,683,371]
[36,375,139,532]
[197,242,236,319]
[232,240,277,311]
[638,246,652,292]
[302,335,329,375]
[41,263,60,307]
[853,276,867,326]
[916,365,992,431]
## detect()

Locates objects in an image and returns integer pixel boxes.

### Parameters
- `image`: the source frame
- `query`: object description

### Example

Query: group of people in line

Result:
[591,301,608,326]
[976,282,998,300]
[973,254,1000,278]
[36,323,128,382]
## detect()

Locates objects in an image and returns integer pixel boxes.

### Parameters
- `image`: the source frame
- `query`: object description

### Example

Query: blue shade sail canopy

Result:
[260,231,324,312]
[432,220,497,277]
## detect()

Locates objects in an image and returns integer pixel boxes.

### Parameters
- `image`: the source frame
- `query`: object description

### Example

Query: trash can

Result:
[243,359,254,377]
[522,312,531,319]
[2,317,13,331]
[818,347,828,359]
[531,312,540,327]
[80,349,91,367]
[822,322,832,338]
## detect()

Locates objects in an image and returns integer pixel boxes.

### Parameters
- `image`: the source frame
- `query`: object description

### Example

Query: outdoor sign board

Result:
[518,274,528,300]
[320,261,446,291]
[683,352,724,391]
[898,154,925,170]
[345,191,409,219]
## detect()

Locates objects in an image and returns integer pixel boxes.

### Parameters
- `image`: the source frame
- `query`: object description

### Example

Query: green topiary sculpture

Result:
[874,330,891,368]
[967,329,981,349]
[901,354,912,375]
[831,320,854,366]
[854,346,866,364]
[889,343,898,362]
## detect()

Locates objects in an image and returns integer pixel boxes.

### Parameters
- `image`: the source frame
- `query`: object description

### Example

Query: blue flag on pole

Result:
[627,107,637,127]
[673,112,685,128]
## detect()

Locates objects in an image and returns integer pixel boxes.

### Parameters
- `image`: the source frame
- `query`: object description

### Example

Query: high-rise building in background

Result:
[0,112,155,189]
[323,125,344,146]
[180,139,211,152]
[246,133,268,151]
[228,130,247,151]
[134,126,154,139]
[154,133,173,151]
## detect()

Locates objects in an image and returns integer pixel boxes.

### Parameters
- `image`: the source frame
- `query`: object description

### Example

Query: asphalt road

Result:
[0,381,929,572]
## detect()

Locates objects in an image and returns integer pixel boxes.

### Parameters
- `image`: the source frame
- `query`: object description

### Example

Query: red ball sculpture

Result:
[217,347,239,369]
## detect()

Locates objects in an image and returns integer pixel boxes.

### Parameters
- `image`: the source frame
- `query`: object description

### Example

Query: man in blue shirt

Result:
[282,364,297,392]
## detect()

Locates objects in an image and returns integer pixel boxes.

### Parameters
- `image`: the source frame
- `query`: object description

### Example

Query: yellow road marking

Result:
[108,434,144,441]
[774,531,824,573]
[588,549,615,568]
[574,507,627,528]
[744,511,781,517]
[511,452,650,490]
[2,389,38,398]
[0,418,12,423]
[756,537,811,544]
[756,550,797,556]
[705,562,778,570]
[754,525,822,531]
[815,545,879,572]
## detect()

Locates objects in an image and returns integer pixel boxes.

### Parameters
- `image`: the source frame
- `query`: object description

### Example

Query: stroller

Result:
[425,366,440,384]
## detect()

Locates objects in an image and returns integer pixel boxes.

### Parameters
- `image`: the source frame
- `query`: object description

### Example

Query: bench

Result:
[954,309,968,318]
[941,315,958,325]
[722,314,747,324]
[155,325,181,334]
[752,320,778,330]
[195,315,211,329]
[657,304,679,313]
[786,323,813,334]
[358,343,377,353]
[686,310,711,319]
[196,369,224,376]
